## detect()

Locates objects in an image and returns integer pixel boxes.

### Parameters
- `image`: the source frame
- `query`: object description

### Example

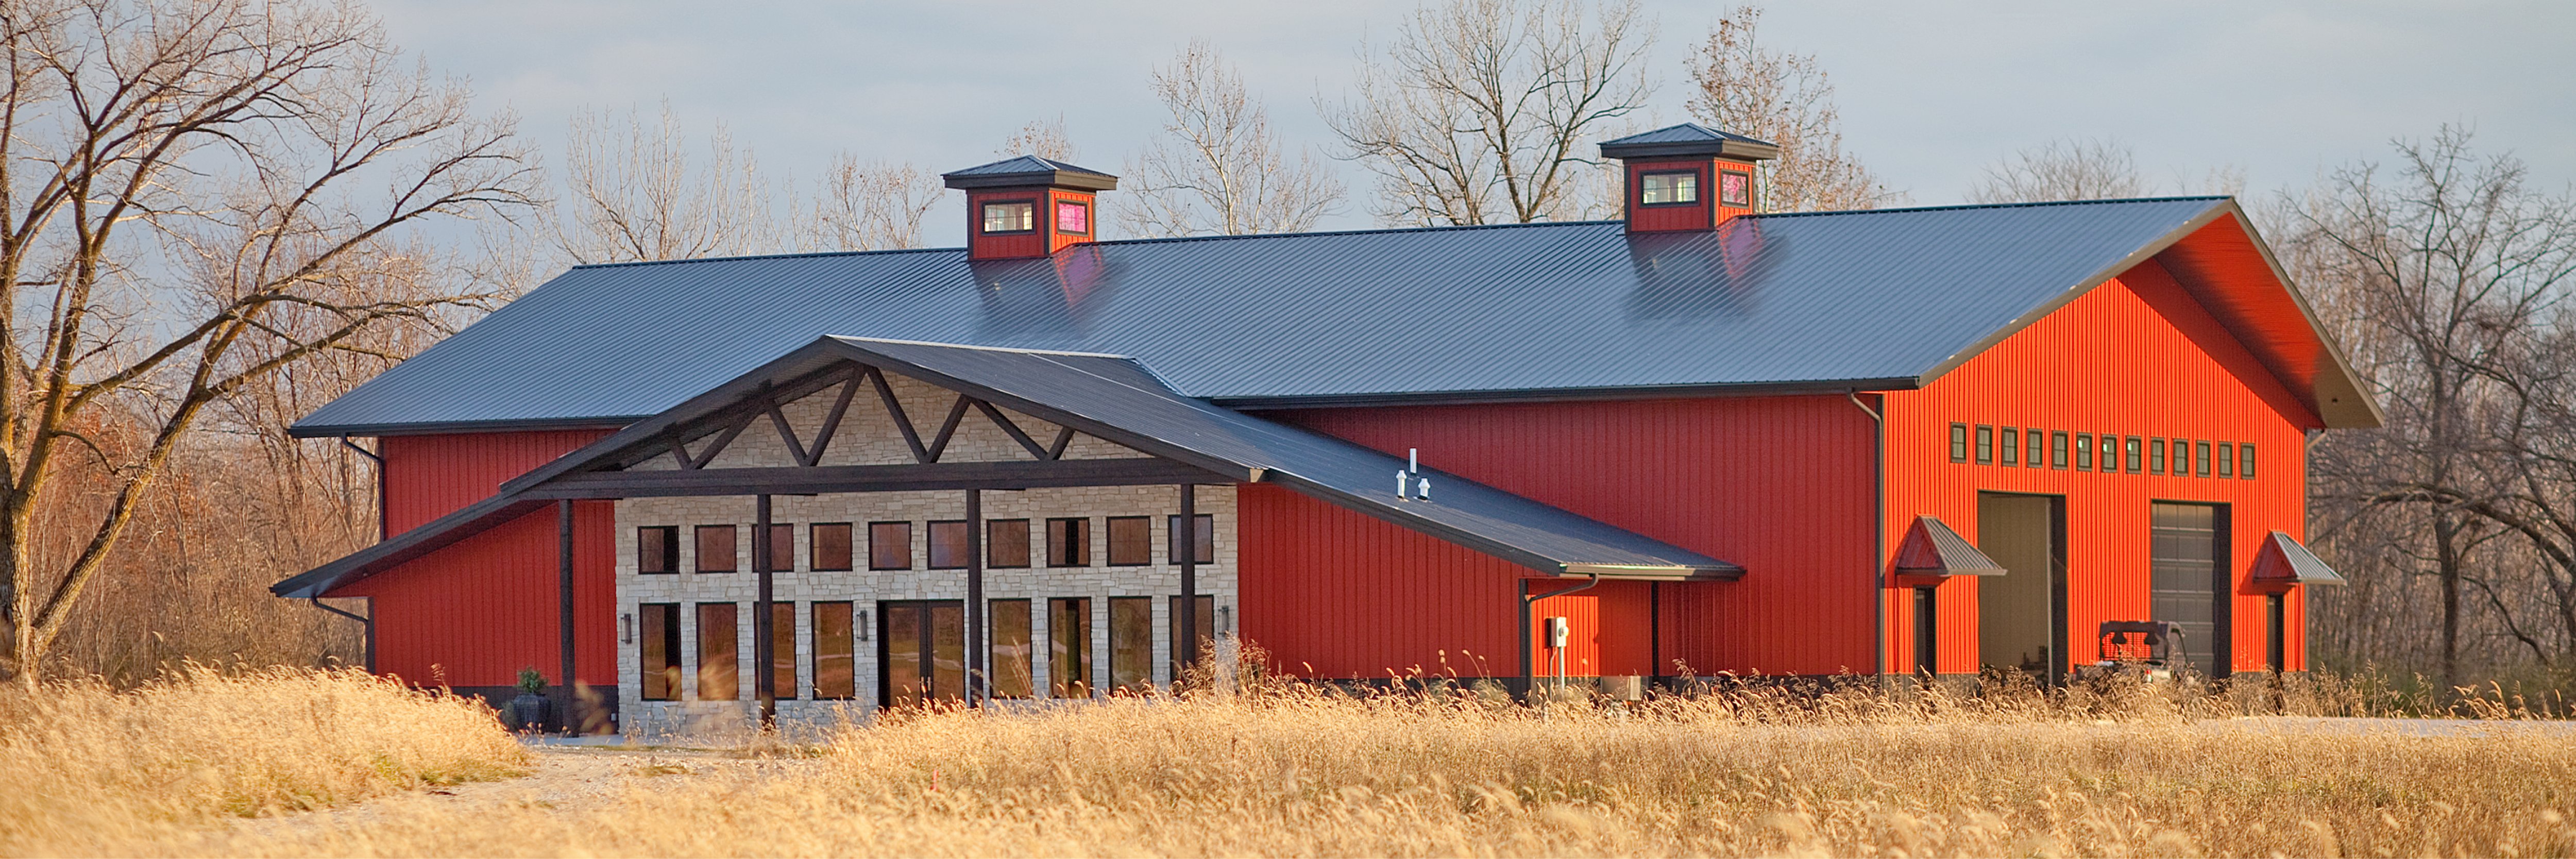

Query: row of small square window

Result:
[637,515,1218,575]
[1950,424,2257,479]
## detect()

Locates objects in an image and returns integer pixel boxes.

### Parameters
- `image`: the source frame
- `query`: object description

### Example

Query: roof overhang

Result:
[1892,515,2007,577]
[2251,531,2346,588]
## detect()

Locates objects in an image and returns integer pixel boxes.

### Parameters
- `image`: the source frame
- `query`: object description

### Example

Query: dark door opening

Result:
[2150,502,2231,678]
[1978,493,2066,683]
[879,600,966,708]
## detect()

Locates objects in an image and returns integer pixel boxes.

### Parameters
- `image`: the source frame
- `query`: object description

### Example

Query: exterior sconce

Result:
[620,612,633,644]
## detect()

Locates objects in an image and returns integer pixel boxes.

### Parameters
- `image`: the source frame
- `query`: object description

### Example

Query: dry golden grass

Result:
[0,665,526,856]
[139,676,2576,858]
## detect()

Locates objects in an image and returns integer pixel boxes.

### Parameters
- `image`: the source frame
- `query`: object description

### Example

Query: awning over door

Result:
[2251,531,2345,586]
[1893,515,2007,577]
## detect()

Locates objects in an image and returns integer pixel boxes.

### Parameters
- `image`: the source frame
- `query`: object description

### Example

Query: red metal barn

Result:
[276,125,2370,729]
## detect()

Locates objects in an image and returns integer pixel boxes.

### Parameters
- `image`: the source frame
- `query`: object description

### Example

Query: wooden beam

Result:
[975,400,1050,460]
[524,458,1234,499]
[800,368,863,467]
[925,394,972,462]
[1045,425,1076,460]
[868,366,931,463]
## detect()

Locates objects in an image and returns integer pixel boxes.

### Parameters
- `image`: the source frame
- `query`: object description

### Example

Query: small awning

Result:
[2251,531,2346,586]
[1893,515,2006,577]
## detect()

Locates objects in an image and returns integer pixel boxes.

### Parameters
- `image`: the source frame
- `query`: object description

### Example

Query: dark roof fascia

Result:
[270,494,551,598]
[1213,377,1923,411]
[943,171,1118,192]
[286,415,641,440]
[1598,139,1781,161]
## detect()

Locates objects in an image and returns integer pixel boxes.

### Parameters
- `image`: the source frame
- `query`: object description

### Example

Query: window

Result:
[757,524,793,572]
[1109,597,1154,693]
[1975,425,1994,465]
[697,603,738,701]
[2149,439,2166,474]
[2026,429,2046,468]
[989,599,1032,699]
[811,602,854,699]
[1107,516,1152,566]
[810,523,854,572]
[1639,170,1698,205]
[2240,444,2257,479]
[2050,432,2069,469]
[2217,443,2235,478]
[1169,595,1215,683]
[987,519,1031,568]
[1999,428,2020,466]
[638,527,679,575]
[1047,518,1091,567]
[1718,170,1752,208]
[2195,441,2213,477]
[869,522,912,570]
[928,520,970,569]
[980,200,1034,233]
[1167,514,1215,565]
[1055,200,1089,234]
[1949,423,1968,463]
[2099,432,2119,471]
[2075,434,2093,471]
[2124,436,2143,473]
[696,526,736,574]
[770,601,795,699]
[1048,597,1092,698]
[640,603,681,700]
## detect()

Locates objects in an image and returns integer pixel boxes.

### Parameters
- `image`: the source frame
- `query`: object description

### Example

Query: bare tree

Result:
[801,156,942,251]
[1969,138,2148,203]
[1686,6,1890,212]
[552,102,776,263]
[998,117,1079,162]
[1322,0,1655,226]
[1119,41,1343,238]
[0,0,536,685]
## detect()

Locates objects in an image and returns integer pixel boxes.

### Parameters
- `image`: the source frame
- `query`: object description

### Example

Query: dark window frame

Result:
[810,523,854,572]
[1638,169,1701,207]
[1949,423,1969,463]
[694,525,737,574]
[987,519,1032,569]
[1999,428,2020,466]
[640,602,681,701]
[2075,433,2094,471]
[810,601,856,700]
[1046,517,1091,567]
[927,520,971,570]
[2240,444,2257,480]
[1048,596,1093,698]
[2026,428,2045,468]
[989,598,1033,699]
[1974,425,1994,465]
[869,521,913,570]
[2050,431,2070,469]
[978,199,1036,234]
[1054,199,1090,235]
[1105,516,1153,567]
[697,602,739,701]
[1169,594,1215,682]
[2124,435,2143,473]
[1167,513,1215,565]
[2195,440,2213,477]
[2149,438,2166,474]
[637,526,680,575]
[1718,169,1753,208]
[2217,443,2235,479]
[1107,596,1154,693]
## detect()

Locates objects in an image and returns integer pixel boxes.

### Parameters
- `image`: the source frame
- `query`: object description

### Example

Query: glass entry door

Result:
[880,600,965,708]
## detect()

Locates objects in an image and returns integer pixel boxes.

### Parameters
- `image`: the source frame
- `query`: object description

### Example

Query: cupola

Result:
[1598,124,1779,233]
[941,156,1118,261]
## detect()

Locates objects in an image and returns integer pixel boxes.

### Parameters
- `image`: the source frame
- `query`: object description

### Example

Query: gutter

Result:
[1848,390,1886,678]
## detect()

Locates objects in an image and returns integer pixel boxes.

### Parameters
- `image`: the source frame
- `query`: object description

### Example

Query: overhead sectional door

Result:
[2149,502,2228,677]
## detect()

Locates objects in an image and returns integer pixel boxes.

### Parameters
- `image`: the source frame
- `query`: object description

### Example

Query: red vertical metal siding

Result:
[380,430,611,534]
[1882,258,2317,676]
[1243,395,1876,680]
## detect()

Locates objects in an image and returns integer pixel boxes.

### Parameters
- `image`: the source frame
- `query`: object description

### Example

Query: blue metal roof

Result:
[944,155,1115,178]
[1600,123,1775,147]
[293,198,2242,436]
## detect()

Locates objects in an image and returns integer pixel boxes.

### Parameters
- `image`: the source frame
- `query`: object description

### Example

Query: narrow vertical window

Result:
[1046,518,1090,567]
[696,603,738,701]
[1169,594,1215,682]
[637,527,679,575]
[869,521,912,570]
[2241,444,2257,479]
[2075,434,2094,471]
[810,523,854,572]
[811,601,854,700]
[989,599,1032,699]
[2174,438,2192,474]
[640,603,680,701]
[2124,436,2143,473]
[2195,441,2213,477]
[2217,443,2236,478]
[1974,425,1994,465]
[1167,513,1216,564]
[1106,516,1152,566]
[1948,424,1968,462]
[2050,432,2069,469]
[1999,428,2020,466]
[695,526,736,574]
[1108,597,1154,693]
[927,520,970,569]
[1048,597,1092,698]
[2150,439,2167,474]
[987,519,1032,568]
[2026,429,2045,468]
[758,524,794,572]
[770,601,796,699]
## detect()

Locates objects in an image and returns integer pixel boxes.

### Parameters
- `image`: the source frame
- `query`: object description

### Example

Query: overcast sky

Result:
[376,1,2576,245]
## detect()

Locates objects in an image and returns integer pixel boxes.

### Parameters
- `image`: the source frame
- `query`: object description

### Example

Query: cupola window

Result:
[1056,200,1090,234]
[1719,170,1752,208]
[1640,171,1699,206]
[981,200,1035,234]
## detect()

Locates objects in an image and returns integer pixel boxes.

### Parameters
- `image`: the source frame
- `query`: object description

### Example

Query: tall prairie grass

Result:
[0,665,525,855]
[174,674,2576,858]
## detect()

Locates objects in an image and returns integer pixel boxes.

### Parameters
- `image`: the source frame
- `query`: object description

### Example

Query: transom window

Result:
[1640,170,1699,206]
[980,200,1035,234]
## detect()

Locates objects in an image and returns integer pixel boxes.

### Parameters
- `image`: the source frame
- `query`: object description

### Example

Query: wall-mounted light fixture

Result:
[620,612,633,644]
[857,611,871,643]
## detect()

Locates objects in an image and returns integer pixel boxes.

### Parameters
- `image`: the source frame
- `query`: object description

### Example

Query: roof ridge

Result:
[831,335,1132,360]
[1746,195,2232,221]
[566,244,955,271]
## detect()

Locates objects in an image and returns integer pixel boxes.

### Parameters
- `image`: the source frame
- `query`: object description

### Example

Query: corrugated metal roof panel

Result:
[1601,123,1774,147]
[293,198,2234,436]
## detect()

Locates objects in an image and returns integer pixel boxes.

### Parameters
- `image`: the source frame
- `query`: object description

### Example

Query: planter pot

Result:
[509,693,552,732]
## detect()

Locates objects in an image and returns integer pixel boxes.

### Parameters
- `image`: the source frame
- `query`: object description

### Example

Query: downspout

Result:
[1848,391,1886,678]
[339,435,385,541]
[1518,570,1601,702]
[309,597,374,673]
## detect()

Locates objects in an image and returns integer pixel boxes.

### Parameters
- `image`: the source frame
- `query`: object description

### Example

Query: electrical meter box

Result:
[1545,616,1569,648]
